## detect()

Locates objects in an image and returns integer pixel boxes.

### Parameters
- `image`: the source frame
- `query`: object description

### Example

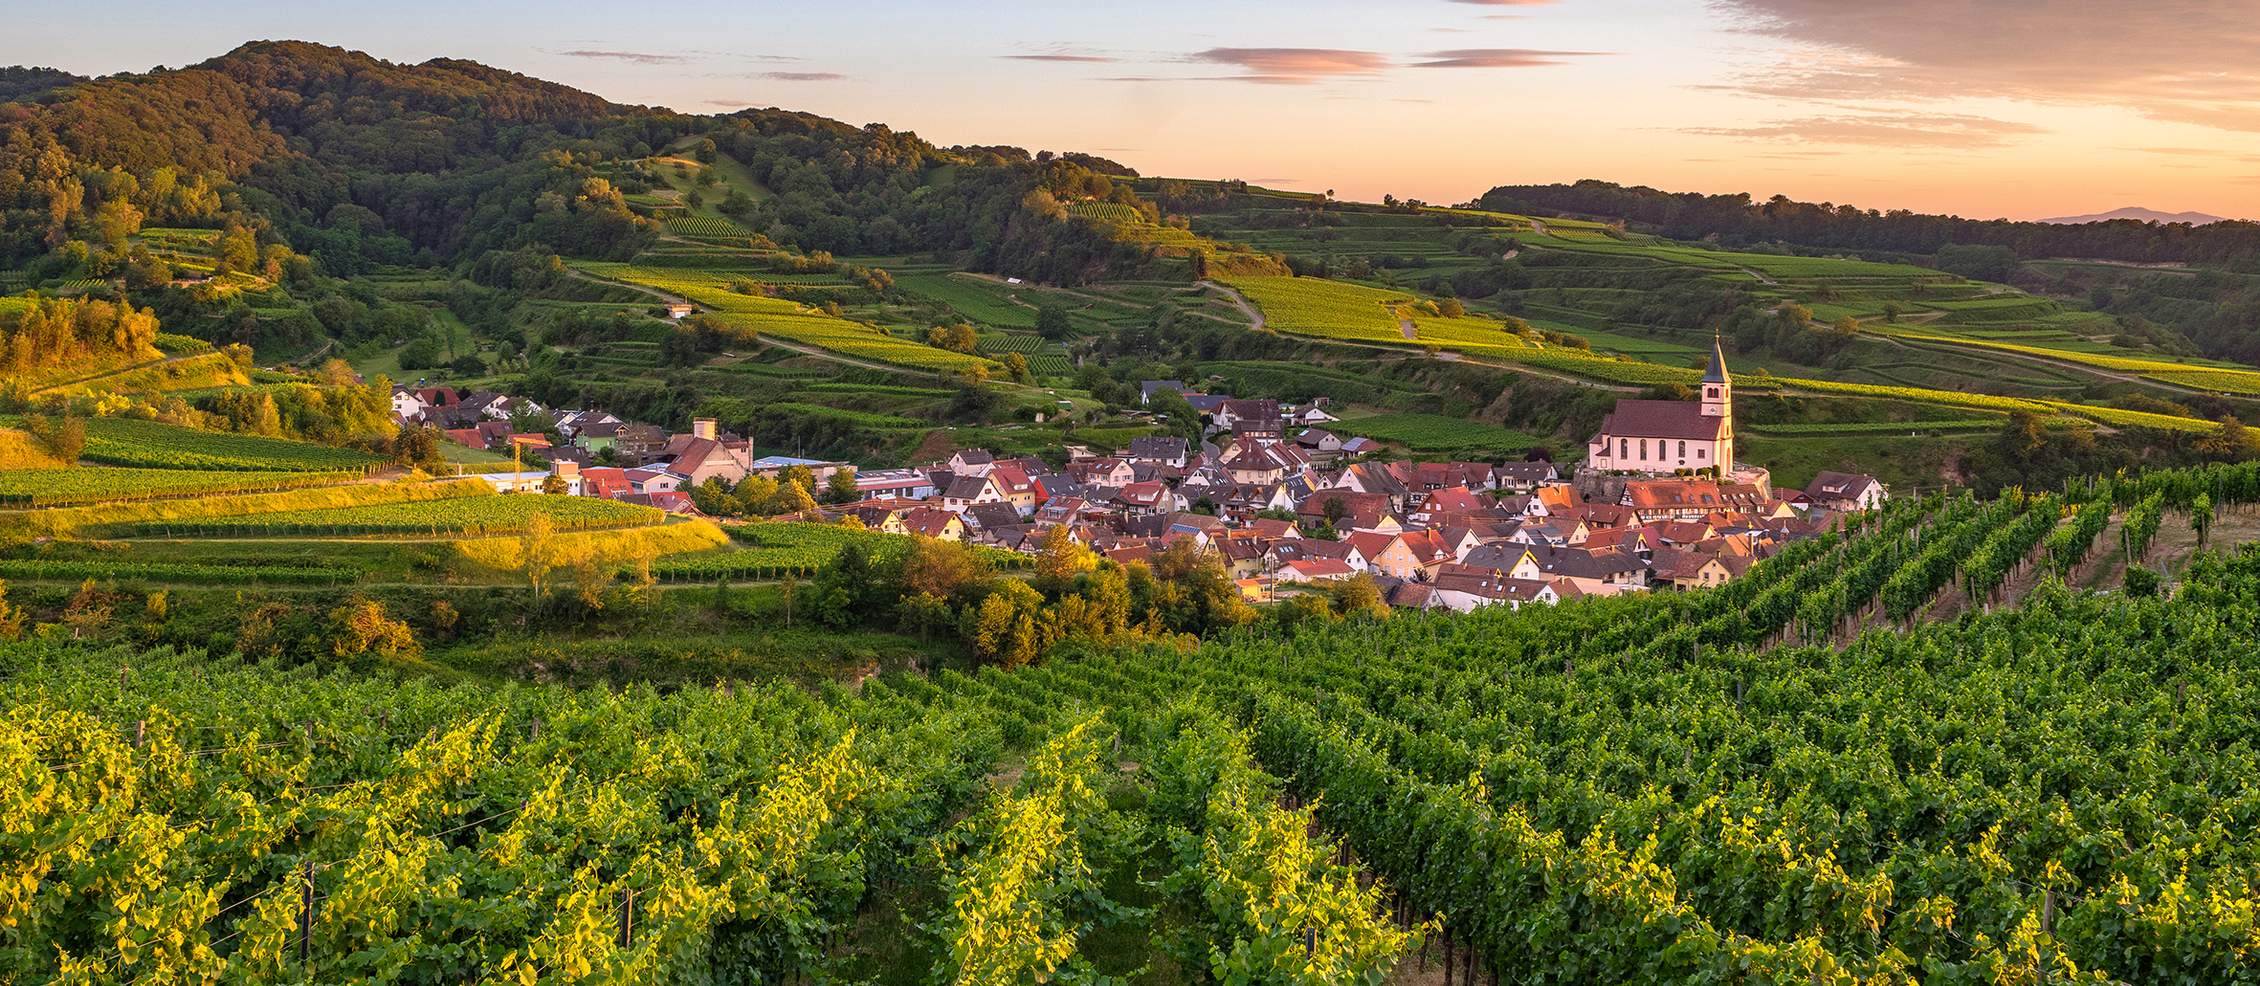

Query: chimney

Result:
[692,418,717,441]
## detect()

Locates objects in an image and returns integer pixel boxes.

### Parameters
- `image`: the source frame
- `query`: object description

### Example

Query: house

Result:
[613,424,669,463]
[1115,480,1181,517]
[1140,380,1197,404]
[900,507,967,541]
[942,474,1008,513]
[962,502,1027,536]
[1288,404,1339,426]
[1528,544,1650,595]
[390,387,429,422]
[623,468,685,495]
[1458,543,1549,581]
[1267,538,1362,572]
[1221,443,1303,485]
[577,466,634,500]
[1125,436,1190,468]
[1069,457,1138,488]
[1430,564,1564,612]
[1215,399,1284,441]
[1493,461,1561,491]
[1650,547,1753,590]
[1805,471,1886,513]
[1338,436,1381,456]
[1346,530,1454,582]
[988,465,1040,516]
[665,302,696,319]
[1277,558,1357,583]
[855,468,939,500]
[1296,428,1344,454]
[948,449,997,477]
[664,437,751,488]
[1587,336,1734,474]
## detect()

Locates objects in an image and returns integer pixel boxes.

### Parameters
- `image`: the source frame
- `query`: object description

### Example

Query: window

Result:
[1697,448,1707,460]
[1639,439,1648,459]
[1619,439,1629,459]
[1678,440,1687,458]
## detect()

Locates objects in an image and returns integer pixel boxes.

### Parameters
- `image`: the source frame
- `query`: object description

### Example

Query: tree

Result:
[1000,353,1032,383]
[1334,574,1390,620]
[1035,306,1072,341]
[540,474,569,495]
[0,579,22,641]
[824,466,860,504]
[898,591,954,646]
[326,598,417,660]
[928,322,979,353]
[903,536,987,599]
[390,425,443,470]
[1034,525,1098,583]
[521,514,559,596]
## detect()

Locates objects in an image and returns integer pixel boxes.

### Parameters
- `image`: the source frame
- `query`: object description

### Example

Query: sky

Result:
[10,0,2260,221]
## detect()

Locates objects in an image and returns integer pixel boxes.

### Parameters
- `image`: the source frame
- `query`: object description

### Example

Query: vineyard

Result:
[649,521,1028,581]
[571,262,995,373]
[102,492,659,539]
[6,461,2260,982]
[66,417,384,472]
[0,467,361,508]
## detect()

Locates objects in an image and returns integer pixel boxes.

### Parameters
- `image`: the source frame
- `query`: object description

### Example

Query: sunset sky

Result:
[11,0,2260,221]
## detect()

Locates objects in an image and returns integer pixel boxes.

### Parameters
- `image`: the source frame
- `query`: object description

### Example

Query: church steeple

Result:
[1700,330,1731,418]
[1702,330,1730,386]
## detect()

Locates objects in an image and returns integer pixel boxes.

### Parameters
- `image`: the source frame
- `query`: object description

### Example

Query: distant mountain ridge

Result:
[2037,207,2231,226]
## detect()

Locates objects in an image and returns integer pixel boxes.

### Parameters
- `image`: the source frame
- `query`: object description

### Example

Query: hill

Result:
[2038,206,2232,225]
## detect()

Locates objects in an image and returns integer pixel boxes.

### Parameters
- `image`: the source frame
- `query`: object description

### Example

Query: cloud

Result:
[553,49,691,65]
[754,71,845,82]
[1408,48,1609,68]
[1682,112,2045,148]
[1449,0,1559,5]
[1004,53,1117,63]
[1710,1,2260,133]
[1187,47,1389,84]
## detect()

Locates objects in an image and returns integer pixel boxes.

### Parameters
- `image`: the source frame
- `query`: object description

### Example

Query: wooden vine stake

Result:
[298,861,316,968]
[618,887,636,949]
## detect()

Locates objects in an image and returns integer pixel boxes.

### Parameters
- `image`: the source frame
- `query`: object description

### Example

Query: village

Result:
[388,340,1886,613]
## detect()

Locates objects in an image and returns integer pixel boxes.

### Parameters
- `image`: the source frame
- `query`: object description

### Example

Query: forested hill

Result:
[0,41,1152,283]
[1476,179,2260,268]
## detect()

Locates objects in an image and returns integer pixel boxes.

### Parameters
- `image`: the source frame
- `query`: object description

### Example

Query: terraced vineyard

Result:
[59,417,385,471]
[104,492,658,538]
[0,467,361,507]
[572,262,994,373]
[651,521,1028,581]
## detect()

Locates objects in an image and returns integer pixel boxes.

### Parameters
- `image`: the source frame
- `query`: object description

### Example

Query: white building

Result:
[1587,336,1734,475]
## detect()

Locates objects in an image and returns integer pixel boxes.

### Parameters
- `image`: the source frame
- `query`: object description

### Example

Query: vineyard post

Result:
[618,887,636,948]
[134,719,145,747]
[298,860,315,968]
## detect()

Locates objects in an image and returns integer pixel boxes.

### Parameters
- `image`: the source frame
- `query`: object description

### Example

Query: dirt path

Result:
[2069,512,2131,590]
[1397,315,1418,340]
[1197,280,1267,331]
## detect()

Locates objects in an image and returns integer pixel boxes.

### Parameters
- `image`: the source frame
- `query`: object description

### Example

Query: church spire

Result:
[1702,328,1730,385]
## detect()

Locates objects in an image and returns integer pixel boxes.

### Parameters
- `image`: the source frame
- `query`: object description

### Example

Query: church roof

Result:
[1594,400,1728,442]
[1703,335,1731,385]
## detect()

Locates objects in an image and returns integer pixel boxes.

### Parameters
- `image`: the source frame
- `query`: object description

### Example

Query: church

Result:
[1585,335,1734,475]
